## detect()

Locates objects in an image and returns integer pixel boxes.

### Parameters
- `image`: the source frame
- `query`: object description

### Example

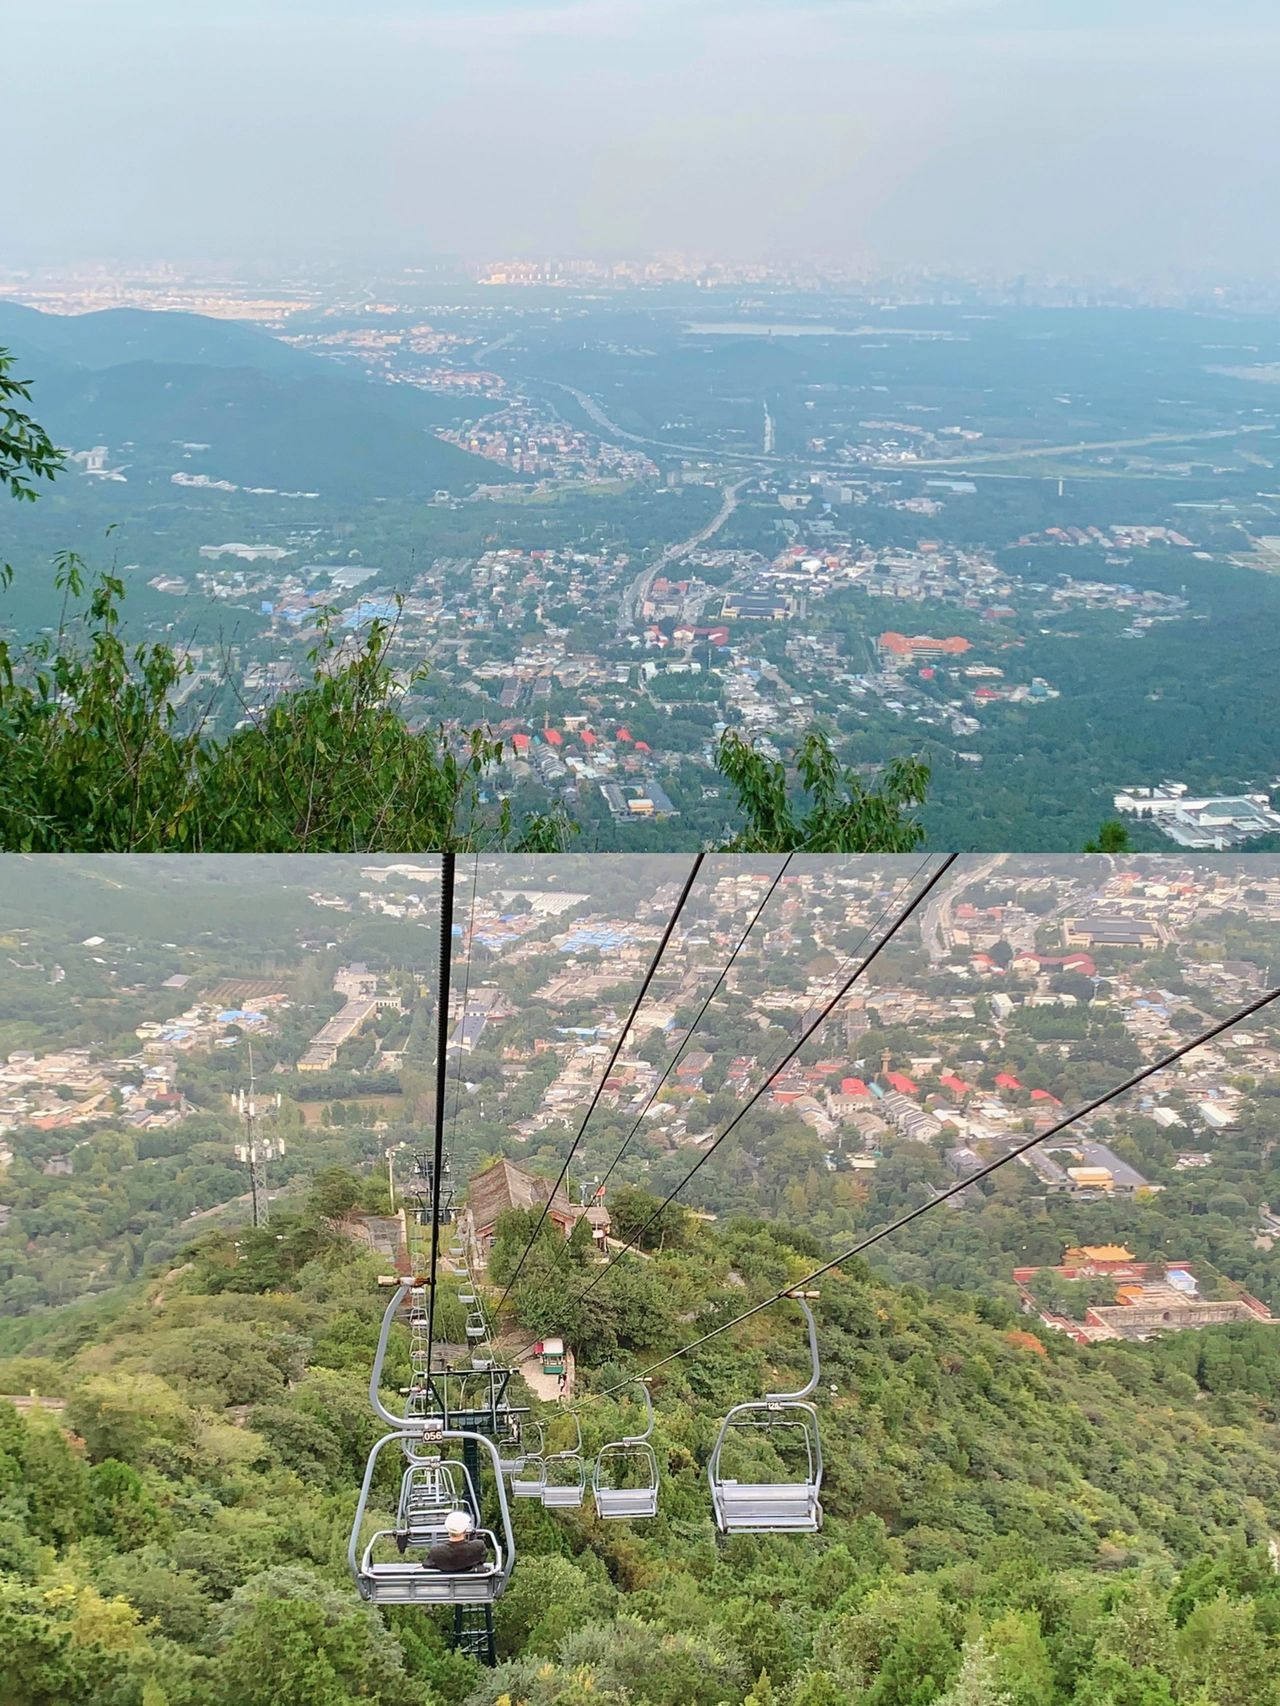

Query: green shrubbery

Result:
[1,1175,1278,1705]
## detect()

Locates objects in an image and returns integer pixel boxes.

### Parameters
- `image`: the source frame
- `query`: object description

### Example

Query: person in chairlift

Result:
[425,1509,488,1572]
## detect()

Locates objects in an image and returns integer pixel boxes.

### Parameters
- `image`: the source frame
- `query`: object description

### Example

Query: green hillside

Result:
[0,305,512,501]
[0,304,321,377]
[1,1181,1277,1706]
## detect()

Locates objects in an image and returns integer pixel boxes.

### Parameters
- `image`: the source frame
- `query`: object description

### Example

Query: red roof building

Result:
[940,1073,971,1096]
[995,1073,1024,1091]
[886,1071,919,1095]
[1030,1089,1063,1105]
[543,728,563,747]
[840,1077,870,1096]
[511,732,531,754]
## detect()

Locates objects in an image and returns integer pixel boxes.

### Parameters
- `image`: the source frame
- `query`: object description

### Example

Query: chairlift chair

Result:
[509,1421,546,1498]
[497,1417,527,1478]
[707,1296,824,1535]
[350,1428,514,1607]
[396,1458,473,1537]
[593,1380,659,1521]
[541,1410,586,1509]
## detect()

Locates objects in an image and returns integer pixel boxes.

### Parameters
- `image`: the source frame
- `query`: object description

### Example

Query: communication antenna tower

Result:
[234,1044,284,1229]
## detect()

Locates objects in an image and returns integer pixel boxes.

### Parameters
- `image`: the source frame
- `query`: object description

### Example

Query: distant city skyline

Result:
[4,0,1280,279]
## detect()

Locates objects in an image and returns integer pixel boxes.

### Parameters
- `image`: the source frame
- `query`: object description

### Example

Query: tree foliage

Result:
[716,728,929,853]
[0,1196,1277,1705]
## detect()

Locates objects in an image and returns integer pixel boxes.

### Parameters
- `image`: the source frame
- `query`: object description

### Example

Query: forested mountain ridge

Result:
[1,1177,1278,1706]
[0,304,512,505]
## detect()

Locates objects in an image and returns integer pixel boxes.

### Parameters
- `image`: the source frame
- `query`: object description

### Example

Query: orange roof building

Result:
[879,632,972,660]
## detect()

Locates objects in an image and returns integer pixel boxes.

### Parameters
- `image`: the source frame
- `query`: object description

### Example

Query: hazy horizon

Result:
[4,0,1279,279]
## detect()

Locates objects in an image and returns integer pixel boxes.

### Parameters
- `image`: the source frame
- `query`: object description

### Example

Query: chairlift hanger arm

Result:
[620,1378,654,1445]
[547,1406,583,1458]
[370,1279,424,1429]
[766,1296,821,1404]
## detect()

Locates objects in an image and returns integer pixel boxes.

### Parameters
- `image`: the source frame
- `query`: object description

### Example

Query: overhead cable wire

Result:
[505,852,952,1366]
[597,975,1280,1395]
[573,852,954,1303]
[423,851,456,1375]
[592,855,793,1197]
[492,853,706,1315]
[528,856,796,1299]
[597,853,798,1201]
[450,855,482,1145]
[730,855,936,1121]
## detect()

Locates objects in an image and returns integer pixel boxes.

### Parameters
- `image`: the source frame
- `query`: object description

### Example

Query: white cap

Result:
[444,1510,471,1537]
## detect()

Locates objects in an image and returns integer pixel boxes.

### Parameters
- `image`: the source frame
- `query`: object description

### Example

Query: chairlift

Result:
[465,1309,488,1342]
[497,1416,528,1478]
[707,1295,823,1535]
[593,1380,659,1521]
[541,1410,586,1509]
[350,1428,514,1606]
[404,1385,433,1422]
[396,1458,473,1537]
[509,1421,546,1498]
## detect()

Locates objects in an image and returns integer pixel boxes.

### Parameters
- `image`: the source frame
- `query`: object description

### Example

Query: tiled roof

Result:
[467,1158,577,1233]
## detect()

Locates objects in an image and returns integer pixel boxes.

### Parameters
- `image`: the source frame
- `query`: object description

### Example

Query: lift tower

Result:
[233,1047,284,1230]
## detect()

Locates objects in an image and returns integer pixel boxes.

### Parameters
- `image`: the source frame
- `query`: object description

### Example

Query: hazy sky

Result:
[4,0,1279,277]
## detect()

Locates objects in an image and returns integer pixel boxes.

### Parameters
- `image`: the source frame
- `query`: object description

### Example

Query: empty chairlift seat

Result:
[508,1421,546,1497]
[593,1380,659,1521]
[541,1410,586,1509]
[497,1417,528,1478]
[350,1428,515,1607]
[708,1295,824,1535]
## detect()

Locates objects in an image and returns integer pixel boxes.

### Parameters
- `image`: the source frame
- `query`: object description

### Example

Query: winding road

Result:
[920,854,1008,964]
[618,475,750,636]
